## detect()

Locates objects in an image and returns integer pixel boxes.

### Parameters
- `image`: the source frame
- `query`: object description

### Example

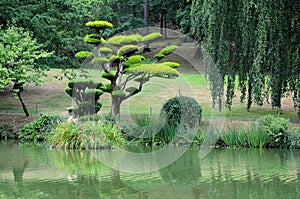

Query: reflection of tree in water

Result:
[159,148,201,186]
[192,149,300,198]
[0,142,30,198]
[13,161,28,184]
[51,149,141,198]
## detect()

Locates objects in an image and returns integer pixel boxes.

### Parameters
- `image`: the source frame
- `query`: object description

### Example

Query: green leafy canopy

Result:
[85,21,113,29]
[125,64,179,78]
[0,25,52,88]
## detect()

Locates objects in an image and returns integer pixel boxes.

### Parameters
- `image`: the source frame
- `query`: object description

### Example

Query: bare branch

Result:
[124,75,146,100]
[120,74,139,90]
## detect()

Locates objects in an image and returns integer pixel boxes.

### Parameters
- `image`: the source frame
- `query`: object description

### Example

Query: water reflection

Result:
[0,142,300,198]
[159,148,201,187]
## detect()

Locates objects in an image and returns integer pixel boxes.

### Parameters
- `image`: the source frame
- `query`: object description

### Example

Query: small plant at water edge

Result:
[286,128,300,149]
[17,114,64,142]
[258,115,290,148]
[0,125,9,140]
[48,121,127,149]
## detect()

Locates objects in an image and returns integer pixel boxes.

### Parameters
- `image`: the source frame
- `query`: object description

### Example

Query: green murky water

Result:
[0,141,300,198]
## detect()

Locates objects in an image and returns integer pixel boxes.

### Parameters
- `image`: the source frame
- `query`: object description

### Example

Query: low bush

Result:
[0,125,10,140]
[258,115,290,148]
[161,96,202,128]
[48,121,127,149]
[287,129,300,149]
[220,115,291,148]
[17,114,64,142]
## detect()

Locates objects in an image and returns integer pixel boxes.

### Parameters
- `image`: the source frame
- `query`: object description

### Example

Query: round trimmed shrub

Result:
[161,96,202,128]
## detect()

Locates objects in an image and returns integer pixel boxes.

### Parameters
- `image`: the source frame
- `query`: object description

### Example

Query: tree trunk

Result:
[13,83,29,116]
[110,169,121,187]
[193,44,203,59]
[17,91,30,117]
[111,96,122,115]
[13,161,28,184]
[144,0,150,26]
[160,6,167,40]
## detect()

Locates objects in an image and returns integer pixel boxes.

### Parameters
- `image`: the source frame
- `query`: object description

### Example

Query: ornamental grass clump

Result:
[221,124,269,148]
[48,121,127,149]
[118,114,166,145]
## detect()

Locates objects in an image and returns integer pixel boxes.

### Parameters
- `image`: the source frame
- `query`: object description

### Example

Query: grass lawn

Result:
[0,69,298,123]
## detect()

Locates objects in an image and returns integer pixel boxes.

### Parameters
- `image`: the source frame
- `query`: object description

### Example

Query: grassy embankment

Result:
[0,69,298,123]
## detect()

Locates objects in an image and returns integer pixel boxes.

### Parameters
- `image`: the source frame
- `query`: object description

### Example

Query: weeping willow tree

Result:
[191,0,300,116]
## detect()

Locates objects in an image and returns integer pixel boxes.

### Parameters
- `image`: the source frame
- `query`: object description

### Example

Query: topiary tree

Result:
[65,80,103,117]
[161,96,202,128]
[74,20,181,115]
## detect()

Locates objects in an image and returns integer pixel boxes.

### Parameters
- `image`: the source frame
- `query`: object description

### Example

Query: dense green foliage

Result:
[0,0,113,69]
[258,115,290,148]
[105,0,193,35]
[148,0,193,34]
[0,0,192,70]
[48,121,126,149]
[287,130,300,149]
[161,96,202,128]
[0,25,52,116]
[220,115,300,149]
[191,0,300,116]
[17,114,63,142]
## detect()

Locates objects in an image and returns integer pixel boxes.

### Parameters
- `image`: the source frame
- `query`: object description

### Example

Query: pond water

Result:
[0,141,300,199]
